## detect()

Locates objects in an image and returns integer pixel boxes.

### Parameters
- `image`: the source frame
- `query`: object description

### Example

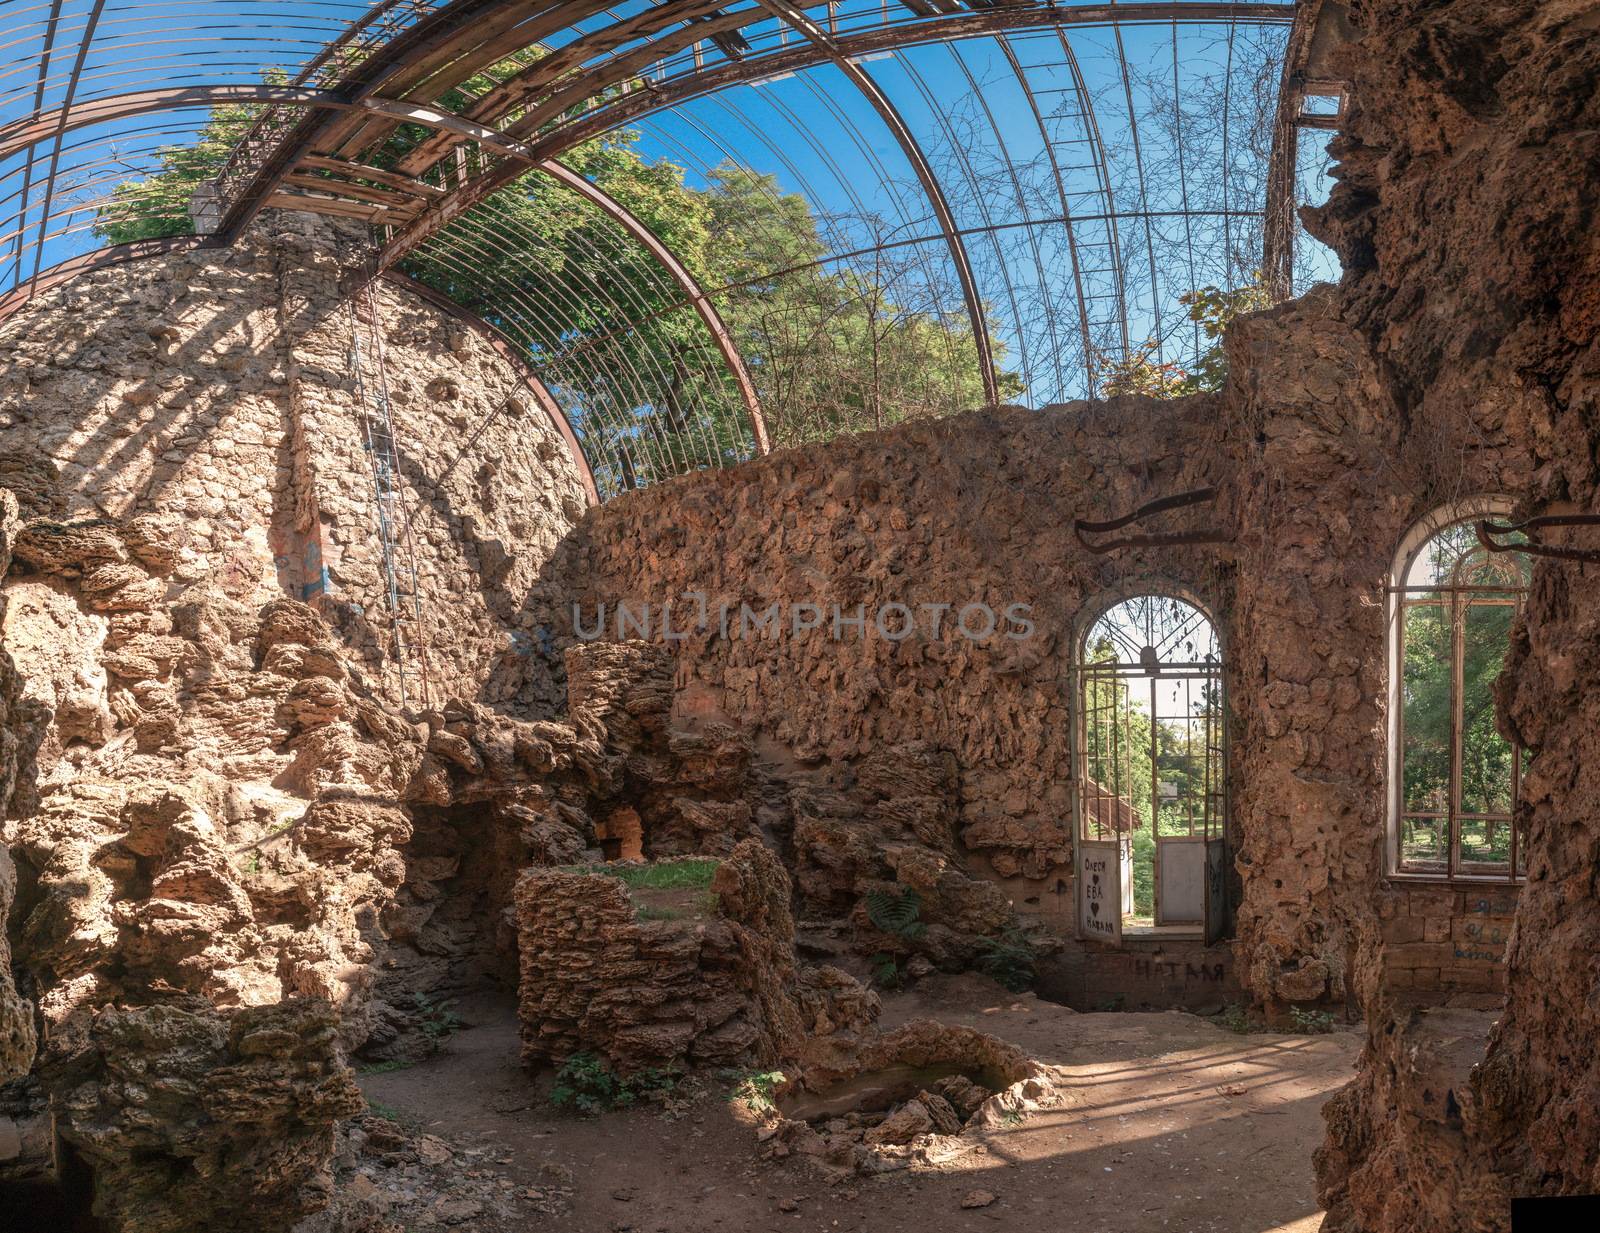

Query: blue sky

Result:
[1,1,1339,402]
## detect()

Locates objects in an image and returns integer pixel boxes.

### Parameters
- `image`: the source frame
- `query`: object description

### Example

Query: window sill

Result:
[1386,871,1524,887]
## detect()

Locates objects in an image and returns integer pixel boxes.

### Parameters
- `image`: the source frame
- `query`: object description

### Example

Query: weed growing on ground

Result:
[973,929,1037,992]
[1288,1006,1337,1034]
[549,1052,681,1115]
[724,1069,787,1115]
[411,992,462,1045]
[869,951,905,990]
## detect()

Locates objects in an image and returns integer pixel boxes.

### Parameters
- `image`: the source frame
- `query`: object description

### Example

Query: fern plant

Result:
[868,951,906,990]
[864,887,926,939]
[973,929,1037,992]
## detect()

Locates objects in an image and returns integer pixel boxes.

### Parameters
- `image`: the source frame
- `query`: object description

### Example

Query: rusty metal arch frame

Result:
[751,0,998,407]
[302,2,1288,401]
[0,81,769,456]
[447,156,770,455]
[0,1,1307,493]
[346,3,1293,173]
[328,102,773,455]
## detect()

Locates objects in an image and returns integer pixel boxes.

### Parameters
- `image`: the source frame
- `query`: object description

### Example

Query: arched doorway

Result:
[1075,594,1228,942]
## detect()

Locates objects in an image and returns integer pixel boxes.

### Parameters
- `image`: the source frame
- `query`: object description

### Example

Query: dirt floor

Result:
[356,974,1360,1233]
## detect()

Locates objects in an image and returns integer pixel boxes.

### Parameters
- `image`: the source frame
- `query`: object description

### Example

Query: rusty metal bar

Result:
[205,0,519,242]
[0,235,202,321]
[26,0,107,286]
[530,159,768,454]
[1477,514,1600,566]
[5,0,64,288]
[494,5,1292,179]
[0,85,351,165]
[1262,0,1349,301]
[752,0,998,406]
[1074,487,1226,554]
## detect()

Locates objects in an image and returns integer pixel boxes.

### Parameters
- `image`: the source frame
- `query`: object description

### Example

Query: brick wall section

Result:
[1046,938,1242,1012]
[1379,884,1517,996]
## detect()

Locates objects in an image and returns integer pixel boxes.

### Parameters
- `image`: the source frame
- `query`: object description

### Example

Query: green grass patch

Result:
[563,858,721,891]
[1131,828,1155,917]
[358,1059,413,1075]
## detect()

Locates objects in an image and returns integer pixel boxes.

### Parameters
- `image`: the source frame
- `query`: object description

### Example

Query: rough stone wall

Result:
[0,493,33,1084]
[1304,0,1600,1227]
[279,241,588,712]
[548,399,1229,898]
[1479,550,1600,1203]
[514,840,875,1072]
[0,213,589,1228]
[1316,1003,1507,1232]
[547,334,1534,1017]
[0,212,587,718]
[1220,281,1534,1014]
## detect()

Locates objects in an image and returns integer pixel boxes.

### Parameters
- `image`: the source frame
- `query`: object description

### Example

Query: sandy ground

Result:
[360,975,1360,1233]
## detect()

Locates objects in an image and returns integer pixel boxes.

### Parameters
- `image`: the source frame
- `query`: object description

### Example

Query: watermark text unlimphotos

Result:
[573,595,1035,643]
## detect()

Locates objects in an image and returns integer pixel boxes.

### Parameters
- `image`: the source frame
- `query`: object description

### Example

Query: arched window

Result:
[1076,594,1225,932]
[1388,503,1531,881]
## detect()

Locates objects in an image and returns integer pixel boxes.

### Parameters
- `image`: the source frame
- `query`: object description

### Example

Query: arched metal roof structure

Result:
[0,1,1347,499]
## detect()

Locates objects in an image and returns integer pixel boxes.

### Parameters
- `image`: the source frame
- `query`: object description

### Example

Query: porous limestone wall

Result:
[548,352,1537,1017]
[548,398,1231,906]
[1221,285,1534,1014]
[0,211,588,718]
[0,493,35,1085]
[515,842,812,1071]
[1304,0,1600,1227]
[0,211,591,1229]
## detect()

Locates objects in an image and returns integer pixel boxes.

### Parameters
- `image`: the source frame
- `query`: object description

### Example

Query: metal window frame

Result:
[1386,501,1527,886]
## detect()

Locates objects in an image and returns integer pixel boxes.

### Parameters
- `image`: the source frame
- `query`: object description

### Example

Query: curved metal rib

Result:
[384,270,602,507]
[750,0,999,407]
[0,235,600,507]
[354,104,769,456]
[528,159,769,455]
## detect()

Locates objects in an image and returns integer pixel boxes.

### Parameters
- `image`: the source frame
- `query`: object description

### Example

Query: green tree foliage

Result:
[94,57,1020,486]
[1093,270,1271,399]
[1398,525,1526,865]
[1176,271,1271,392]
[93,70,290,244]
